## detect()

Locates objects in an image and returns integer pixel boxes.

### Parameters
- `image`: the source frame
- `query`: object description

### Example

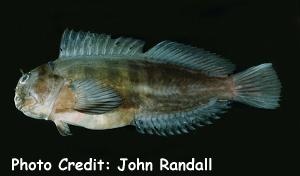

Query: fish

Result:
[14,29,281,136]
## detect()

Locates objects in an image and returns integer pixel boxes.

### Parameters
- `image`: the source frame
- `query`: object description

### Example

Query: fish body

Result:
[14,30,281,136]
[52,58,231,130]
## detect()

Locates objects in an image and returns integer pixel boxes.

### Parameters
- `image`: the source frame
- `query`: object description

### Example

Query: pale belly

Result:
[52,108,136,130]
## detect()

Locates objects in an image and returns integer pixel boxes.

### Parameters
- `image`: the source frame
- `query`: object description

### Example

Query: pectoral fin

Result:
[54,120,72,136]
[70,80,122,115]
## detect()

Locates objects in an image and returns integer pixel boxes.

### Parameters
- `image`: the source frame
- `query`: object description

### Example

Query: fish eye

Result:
[20,73,30,84]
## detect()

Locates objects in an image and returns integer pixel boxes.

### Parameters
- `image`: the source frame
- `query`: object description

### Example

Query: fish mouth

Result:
[15,102,25,112]
[14,94,37,112]
[16,104,23,110]
[14,95,23,110]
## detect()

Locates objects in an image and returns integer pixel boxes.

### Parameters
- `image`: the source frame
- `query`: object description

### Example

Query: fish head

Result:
[14,62,64,120]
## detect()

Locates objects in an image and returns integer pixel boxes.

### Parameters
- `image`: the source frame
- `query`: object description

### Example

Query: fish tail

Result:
[232,63,281,109]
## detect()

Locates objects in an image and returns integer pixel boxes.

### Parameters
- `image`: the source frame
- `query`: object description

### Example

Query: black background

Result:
[2,0,299,175]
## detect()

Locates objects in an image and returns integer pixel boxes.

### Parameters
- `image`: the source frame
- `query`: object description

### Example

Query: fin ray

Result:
[133,99,230,136]
[232,63,281,109]
[54,120,72,136]
[144,41,235,76]
[59,29,234,77]
[71,80,122,115]
[59,29,145,58]
[59,30,234,77]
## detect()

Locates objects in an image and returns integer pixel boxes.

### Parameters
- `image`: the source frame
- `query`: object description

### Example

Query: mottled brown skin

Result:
[47,57,234,130]
[15,63,65,120]
[15,56,234,132]
[52,83,76,113]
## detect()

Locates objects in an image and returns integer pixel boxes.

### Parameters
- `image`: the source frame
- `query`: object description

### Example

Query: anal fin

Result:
[133,99,230,136]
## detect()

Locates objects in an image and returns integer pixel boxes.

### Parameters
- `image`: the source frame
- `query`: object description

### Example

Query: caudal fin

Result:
[232,63,281,109]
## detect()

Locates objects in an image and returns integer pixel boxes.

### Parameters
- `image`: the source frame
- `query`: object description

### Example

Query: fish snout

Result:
[14,94,23,110]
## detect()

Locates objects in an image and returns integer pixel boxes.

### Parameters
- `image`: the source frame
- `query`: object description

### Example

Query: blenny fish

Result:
[14,29,281,136]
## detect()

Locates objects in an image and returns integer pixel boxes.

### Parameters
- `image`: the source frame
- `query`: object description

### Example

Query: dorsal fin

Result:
[58,29,235,76]
[59,29,145,58]
[144,41,235,76]
[133,99,230,136]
